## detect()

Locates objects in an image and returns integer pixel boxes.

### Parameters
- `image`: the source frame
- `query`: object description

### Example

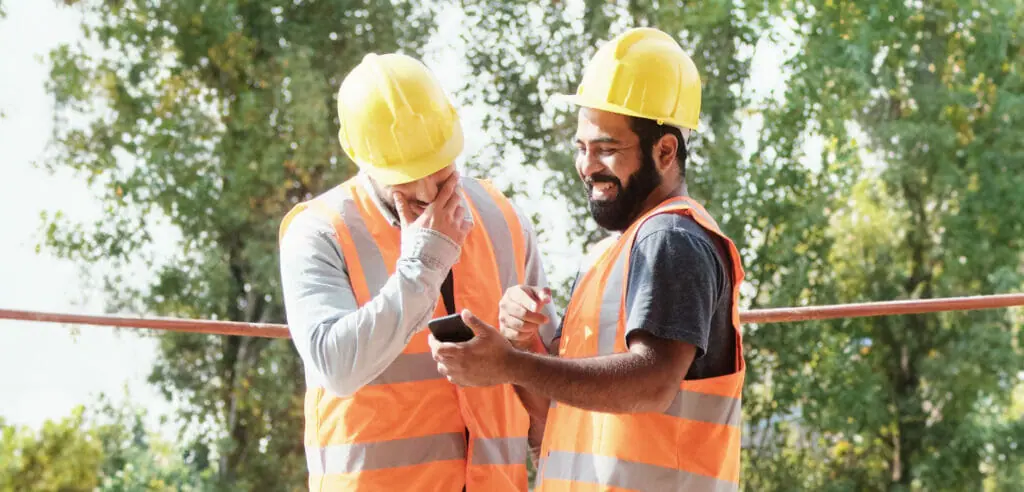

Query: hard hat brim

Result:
[350,118,465,186]
[551,93,702,133]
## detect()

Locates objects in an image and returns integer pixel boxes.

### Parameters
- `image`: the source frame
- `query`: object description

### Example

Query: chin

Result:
[588,207,634,232]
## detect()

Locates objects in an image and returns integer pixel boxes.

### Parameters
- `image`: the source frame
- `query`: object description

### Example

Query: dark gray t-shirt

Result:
[556,213,736,380]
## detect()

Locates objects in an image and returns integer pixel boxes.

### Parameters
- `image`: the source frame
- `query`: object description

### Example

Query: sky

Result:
[0,0,174,432]
[0,0,798,436]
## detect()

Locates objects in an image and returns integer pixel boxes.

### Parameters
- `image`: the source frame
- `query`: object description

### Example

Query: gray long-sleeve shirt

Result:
[279,173,558,397]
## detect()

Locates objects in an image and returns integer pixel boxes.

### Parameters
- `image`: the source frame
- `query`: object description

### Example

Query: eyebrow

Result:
[574,136,622,145]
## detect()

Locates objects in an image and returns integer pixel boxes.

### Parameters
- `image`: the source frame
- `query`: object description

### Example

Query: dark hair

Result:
[628,116,687,179]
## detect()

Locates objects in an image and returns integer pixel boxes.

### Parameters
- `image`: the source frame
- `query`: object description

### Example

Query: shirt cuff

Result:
[401,227,461,272]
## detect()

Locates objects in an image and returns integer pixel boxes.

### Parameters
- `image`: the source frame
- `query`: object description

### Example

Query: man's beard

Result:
[369,183,400,221]
[585,155,662,232]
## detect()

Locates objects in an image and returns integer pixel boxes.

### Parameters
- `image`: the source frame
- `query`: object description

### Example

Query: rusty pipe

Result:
[1,293,1022,338]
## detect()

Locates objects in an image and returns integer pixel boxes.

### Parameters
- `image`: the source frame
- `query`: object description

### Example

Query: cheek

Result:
[399,178,435,204]
[605,155,639,183]
[426,179,445,202]
[379,186,397,204]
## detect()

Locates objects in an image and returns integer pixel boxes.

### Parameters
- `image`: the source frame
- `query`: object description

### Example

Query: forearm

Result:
[283,223,458,397]
[506,349,677,414]
[311,250,450,395]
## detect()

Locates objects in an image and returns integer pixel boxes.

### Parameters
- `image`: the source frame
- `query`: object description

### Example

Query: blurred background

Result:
[1,0,1022,490]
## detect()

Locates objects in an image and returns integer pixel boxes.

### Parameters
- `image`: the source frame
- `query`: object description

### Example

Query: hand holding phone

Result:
[428,310,514,388]
[427,313,475,343]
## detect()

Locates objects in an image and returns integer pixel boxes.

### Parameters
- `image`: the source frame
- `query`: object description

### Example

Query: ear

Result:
[654,133,679,175]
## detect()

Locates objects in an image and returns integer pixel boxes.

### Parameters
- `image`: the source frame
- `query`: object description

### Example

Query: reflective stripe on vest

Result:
[283,176,531,490]
[548,388,740,426]
[306,433,466,475]
[462,178,526,289]
[471,437,530,466]
[596,246,627,355]
[539,196,746,491]
[367,352,442,385]
[301,436,528,475]
[304,435,532,475]
[541,451,739,492]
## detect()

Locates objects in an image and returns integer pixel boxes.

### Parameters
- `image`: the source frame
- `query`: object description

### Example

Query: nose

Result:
[576,149,605,181]
[410,179,437,205]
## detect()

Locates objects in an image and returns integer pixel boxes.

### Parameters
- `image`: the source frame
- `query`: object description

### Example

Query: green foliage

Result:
[0,408,103,492]
[37,0,1024,490]
[89,394,211,491]
[0,397,211,492]
[458,0,853,311]
[460,1,1023,490]
[41,1,438,489]
[743,0,1024,489]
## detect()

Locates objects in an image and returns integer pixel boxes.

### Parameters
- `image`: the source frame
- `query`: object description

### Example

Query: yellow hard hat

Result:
[555,27,702,131]
[336,53,463,186]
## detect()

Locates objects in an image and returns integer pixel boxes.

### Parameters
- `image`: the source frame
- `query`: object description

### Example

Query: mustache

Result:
[584,174,622,188]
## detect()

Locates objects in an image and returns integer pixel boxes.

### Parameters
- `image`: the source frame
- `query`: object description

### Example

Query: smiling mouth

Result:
[589,181,618,201]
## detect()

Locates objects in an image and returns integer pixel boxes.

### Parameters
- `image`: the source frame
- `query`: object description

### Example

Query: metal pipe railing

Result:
[0,308,291,338]
[741,293,1024,324]
[2,293,1023,338]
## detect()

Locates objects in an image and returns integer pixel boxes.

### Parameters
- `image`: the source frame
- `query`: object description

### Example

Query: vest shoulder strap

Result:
[278,185,354,244]
[278,202,310,244]
[461,177,527,286]
[647,196,722,232]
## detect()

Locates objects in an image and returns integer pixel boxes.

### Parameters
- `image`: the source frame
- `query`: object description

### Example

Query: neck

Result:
[633,180,687,222]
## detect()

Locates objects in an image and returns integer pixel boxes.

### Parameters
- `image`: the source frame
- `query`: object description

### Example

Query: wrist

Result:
[400,228,460,273]
[504,349,533,387]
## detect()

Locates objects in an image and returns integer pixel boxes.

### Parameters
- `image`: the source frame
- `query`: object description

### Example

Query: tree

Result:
[458,1,1024,490]
[458,1,855,486]
[0,395,210,492]
[89,393,210,491]
[38,0,1024,490]
[42,1,438,489]
[744,0,1024,489]
[0,408,103,492]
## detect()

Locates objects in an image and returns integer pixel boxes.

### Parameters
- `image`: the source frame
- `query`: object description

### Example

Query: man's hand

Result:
[499,285,551,351]
[429,309,515,387]
[394,172,473,246]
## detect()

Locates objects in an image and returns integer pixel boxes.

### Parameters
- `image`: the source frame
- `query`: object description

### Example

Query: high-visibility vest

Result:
[536,196,746,492]
[279,176,532,491]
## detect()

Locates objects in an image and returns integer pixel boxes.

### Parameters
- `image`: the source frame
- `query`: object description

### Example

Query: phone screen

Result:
[427,313,475,343]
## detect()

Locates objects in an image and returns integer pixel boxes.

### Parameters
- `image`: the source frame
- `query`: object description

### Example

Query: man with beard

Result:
[427,27,747,491]
[278,52,556,490]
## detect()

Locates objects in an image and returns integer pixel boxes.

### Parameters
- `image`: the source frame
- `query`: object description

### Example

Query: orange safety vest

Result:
[536,196,746,492]
[279,176,532,491]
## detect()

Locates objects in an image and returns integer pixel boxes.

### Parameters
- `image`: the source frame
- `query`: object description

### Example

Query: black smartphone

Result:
[427,313,475,343]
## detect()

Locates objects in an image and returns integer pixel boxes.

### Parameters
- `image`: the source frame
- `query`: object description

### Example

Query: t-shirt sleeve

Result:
[624,225,724,358]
